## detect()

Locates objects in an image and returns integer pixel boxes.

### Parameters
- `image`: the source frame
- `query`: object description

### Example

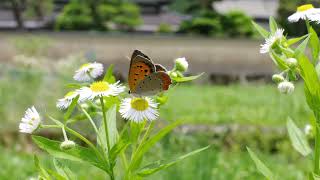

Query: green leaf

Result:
[137,146,210,176]
[171,73,204,83]
[270,50,288,70]
[34,155,51,180]
[53,158,76,180]
[103,64,116,83]
[32,136,109,172]
[247,147,275,180]
[110,138,131,163]
[287,118,312,156]
[130,121,146,144]
[129,120,183,171]
[98,105,119,151]
[64,95,79,121]
[269,16,277,33]
[294,35,310,58]
[309,26,320,63]
[287,34,308,46]
[252,21,269,38]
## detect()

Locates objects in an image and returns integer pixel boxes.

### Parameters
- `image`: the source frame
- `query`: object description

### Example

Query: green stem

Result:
[100,97,115,180]
[315,124,320,175]
[78,104,103,144]
[41,124,60,129]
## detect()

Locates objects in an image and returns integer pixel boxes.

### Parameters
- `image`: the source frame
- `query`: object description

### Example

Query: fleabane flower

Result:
[77,81,125,101]
[260,28,284,54]
[288,4,320,23]
[19,106,41,134]
[73,62,104,82]
[56,91,80,110]
[119,97,159,122]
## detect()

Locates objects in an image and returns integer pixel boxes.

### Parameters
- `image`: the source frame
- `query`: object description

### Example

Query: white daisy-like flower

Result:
[77,81,125,101]
[260,28,284,54]
[119,97,159,122]
[278,81,295,94]
[288,4,320,23]
[19,106,41,134]
[73,62,104,82]
[56,91,80,110]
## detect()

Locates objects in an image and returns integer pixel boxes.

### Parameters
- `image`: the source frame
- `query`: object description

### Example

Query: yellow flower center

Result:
[297,4,314,12]
[65,91,75,98]
[90,81,110,92]
[80,63,91,70]
[131,98,149,111]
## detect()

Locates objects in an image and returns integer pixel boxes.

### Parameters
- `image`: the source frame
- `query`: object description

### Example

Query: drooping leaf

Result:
[32,136,109,172]
[171,73,204,83]
[252,21,269,38]
[287,118,312,156]
[247,147,275,180]
[269,16,277,33]
[129,120,183,171]
[103,64,116,83]
[137,146,210,176]
[64,95,80,121]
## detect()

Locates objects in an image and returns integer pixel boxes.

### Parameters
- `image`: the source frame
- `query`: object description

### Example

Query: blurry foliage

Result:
[179,10,255,37]
[221,11,256,38]
[55,1,94,30]
[170,0,221,14]
[277,0,320,36]
[55,0,142,31]
[10,36,52,57]
[157,23,173,34]
[24,0,54,20]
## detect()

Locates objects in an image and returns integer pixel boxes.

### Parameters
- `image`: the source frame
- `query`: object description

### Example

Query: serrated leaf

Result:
[129,120,183,171]
[247,147,274,180]
[64,95,79,121]
[171,73,204,83]
[32,136,109,172]
[252,21,269,38]
[137,145,210,176]
[269,16,277,33]
[287,118,312,156]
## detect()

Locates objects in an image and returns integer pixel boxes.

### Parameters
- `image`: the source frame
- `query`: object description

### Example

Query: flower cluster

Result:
[19,57,190,134]
[257,4,320,94]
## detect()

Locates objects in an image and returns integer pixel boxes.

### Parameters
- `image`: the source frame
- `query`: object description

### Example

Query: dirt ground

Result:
[0,32,275,82]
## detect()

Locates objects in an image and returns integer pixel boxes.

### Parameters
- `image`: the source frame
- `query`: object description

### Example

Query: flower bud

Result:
[174,57,189,72]
[272,74,285,83]
[286,58,298,68]
[277,81,294,94]
[60,140,76,150]
[169,71,178,78]
[304,124,313,137]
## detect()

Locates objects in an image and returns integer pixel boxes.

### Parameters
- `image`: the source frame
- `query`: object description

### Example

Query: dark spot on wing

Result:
[144,70,148,72]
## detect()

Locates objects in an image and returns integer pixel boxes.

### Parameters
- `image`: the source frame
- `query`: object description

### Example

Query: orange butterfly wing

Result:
[134,72,172,96]
[128,50,156,93]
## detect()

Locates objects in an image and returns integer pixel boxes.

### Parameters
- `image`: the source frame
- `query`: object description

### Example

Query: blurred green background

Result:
[0,0,317,179]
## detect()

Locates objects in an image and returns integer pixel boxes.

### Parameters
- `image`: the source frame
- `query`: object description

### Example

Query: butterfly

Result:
[128,50,171,96]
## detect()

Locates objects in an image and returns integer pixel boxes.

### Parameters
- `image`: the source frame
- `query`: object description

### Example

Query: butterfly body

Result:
[128,50,171,96]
